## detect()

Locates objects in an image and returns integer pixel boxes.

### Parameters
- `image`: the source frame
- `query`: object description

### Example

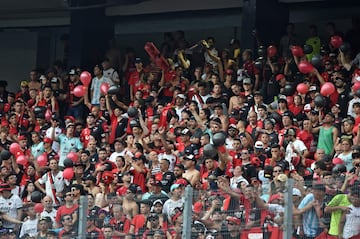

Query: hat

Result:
[284,128,296,136]
[43,137,53,144]
[254,141,264,149]
[170,184,182,192]
[304,104,312,112]
[276,74,285,81]
[20,81,28,87]
[83,175,96,183]
[278,98,287,103]
[69,69,77,75]
[87,113,96,118]
[64,116,75,123]
[309,86,317,92]
[228,124,237,130]
[268,193,281,203]
[184,154,196,162]
[153,199,163,206]
[51,77,59,83]
[151,180,162,187]
[175,178,188,186]
[226,216,241,225]
[128,184,140,194]
[18,135,27,141]
[254,91,262,96]
[176,94,186,100]
[135,57,142,64]
[277,174,288,182]
[148,213,159,220]
[0,183,11,192]
[181,128,192,136]
[292,188,302,197]
[66,123,75,129]
[243,78,252,85]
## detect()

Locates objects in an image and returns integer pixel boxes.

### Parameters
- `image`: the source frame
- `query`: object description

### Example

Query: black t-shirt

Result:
[160,171,176,193]
[114,118,128,139]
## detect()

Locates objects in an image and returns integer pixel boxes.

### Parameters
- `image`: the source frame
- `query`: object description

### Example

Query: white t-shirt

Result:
[343,205,360,239]
[162,198,184,221]
[0,194,23,228]
[40,209,57,228]
[45,127,62,152]
[158,153,177,172]
[38,171,65,205]
[19,218,38,237]
[285,139,307,163]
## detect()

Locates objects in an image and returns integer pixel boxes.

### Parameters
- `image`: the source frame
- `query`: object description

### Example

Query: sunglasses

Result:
[273,170,283,173]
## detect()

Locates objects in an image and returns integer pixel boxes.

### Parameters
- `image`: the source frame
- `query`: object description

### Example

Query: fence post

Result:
[78,195,88,239]
[284,179,294,239]
[182,185,193,239]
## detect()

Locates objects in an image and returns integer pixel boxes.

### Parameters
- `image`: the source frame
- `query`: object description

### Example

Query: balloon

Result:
[298,61,314,74]
[353,82,360,92]
[9,143,21,155]
[45,109,52,122]
[257,46,266,57]
[31,191,42,203]
[37,154,48,167]
[296,83,309,94]
[267,45,277,58]
[34,203,44,213]
[203,144,217,159]
[340,42,351,53]
[213,132,226,147]
[80,71,92,86]
[67,152,78,163]
[127,107,138,118]
[282,83,296,96]
[330,35,343,49]
[63,158,74,168]
[270,112,282,124]
[100,83,110,95]
[63,168,74,180]
[108,85,120,95]
[311,54,322,67]
[332,157,344,165]
[16,155,28,166]
[291,46,304,57]
[130,119,140,128]
[0,150,11,161]
[33,106,45,115]
[144,42,160,58]
[314,95,326,107]
[320,82,335,96]
[73,85,86,97]
[303,44,313,54]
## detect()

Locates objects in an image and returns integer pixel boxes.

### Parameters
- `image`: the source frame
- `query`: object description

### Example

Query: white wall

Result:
[0,31,38,92]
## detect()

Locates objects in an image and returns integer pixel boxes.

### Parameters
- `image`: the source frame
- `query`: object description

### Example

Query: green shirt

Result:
[318,126,335,155]
[327,194,351,236]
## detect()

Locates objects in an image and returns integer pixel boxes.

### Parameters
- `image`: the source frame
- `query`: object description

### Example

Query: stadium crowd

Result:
[0,21,359,239]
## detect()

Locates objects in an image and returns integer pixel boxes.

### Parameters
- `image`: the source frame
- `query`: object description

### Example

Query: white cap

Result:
[254,141,264,149]
[292,188,302,197]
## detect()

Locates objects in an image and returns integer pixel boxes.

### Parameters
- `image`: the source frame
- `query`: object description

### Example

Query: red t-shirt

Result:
[55,204,79,224]
[109,216,131,238]
[130,168,148,193]
[131,214,146,234]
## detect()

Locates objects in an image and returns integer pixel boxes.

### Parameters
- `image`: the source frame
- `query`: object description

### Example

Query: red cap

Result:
[175,178,189,186]
[268,193,281,203]
[64,116,75,123]
[229,118,238,125]
[18,135,27,141]
[43,137,53,144]
[276,74,285,81]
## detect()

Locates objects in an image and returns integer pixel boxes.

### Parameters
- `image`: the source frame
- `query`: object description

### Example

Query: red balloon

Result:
[286,96,294,105]
[63,168,74,180]
[67,152,78,163]
[34,203,44,213]
[144,42,160,58]
[37,154,48,167]
[291,46,304,57]
[320,82,336,96]
[267,45,277,58]
[9,143,21,155]
[330,35,343,49]
[80,71,92,86]
[73,85,86,97]
[100,83,110,95]
[16,155,28,166]
[296,83,309,94]
[45,109,52,122]
[298,61,314,74]
[353,82,360,92]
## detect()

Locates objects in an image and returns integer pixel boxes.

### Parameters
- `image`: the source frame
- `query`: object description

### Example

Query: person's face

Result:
[227,220,239,232]
[14,102,22,112]
[19,139,27,148]
[241,150,250,160]
[258,108,266,117]
[153,203,163,213]
[98,150,107,161]
[87,116,95,125]
[322,175,333,185]
[312,189,325,201]
[94,66,102,76]
[81,153,89,163]
[228,128,237,137]
[248,113,257,123]
[104,228,113,238]
[140,204,150,214]
[205,159,214,170]
[341,140,351,151]
[282,116,291,127]
[210,122,221,133]
[39,220,48,231]
[27,166,35,176]
[49,159,58,171]
[242,51,250,61]
[213,85,221,94]
[349,193,360,207]
[160,160,169,171]
[231,85,240,95]
[173,167,183,178]
[44,87,52,98]
[198,86,206,95]
[233,140,241,150]
[343,121,353,133]
[260,134,269,144]
[273,166,283,176]
[243,83,252,90]
[7,175,17,185]
[43,196,53,208]
[233,166,242,176]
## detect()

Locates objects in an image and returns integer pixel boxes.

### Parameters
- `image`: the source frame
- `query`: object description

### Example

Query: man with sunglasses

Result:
[55,189,78,228]
[58,214,77,238]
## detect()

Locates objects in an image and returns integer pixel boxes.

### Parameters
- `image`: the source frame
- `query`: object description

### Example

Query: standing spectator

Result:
[314,112,338,155]
[102,58,120,86]
[67,68,85,122]
[40,196,57,228]
[0,183,23,230]
[35,158,65,206]
[55,189,78,228]
[128,58,144,102]
[279,23,299,58]
[90,64,113,106]
[19,203,38,238]
[108,204,131,238]
[86,214,105,239]
[162,184,184,222]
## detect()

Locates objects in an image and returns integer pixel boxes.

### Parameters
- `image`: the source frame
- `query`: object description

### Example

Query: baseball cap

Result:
[43,137,53,144]
[292,188,302,197]
[170,184,182,192]
[181,128,192,136]
[20,81,28,87]
[309,86,317,92]
[284,128,296,136]
[151,180,162,187]
[135,57,142,64]
[275,74,285,81]
[153,199,163,206]
[18,135,27,141]
[228,124,237,130]
[243,78,252,85]
[304,104,312,112]
[176,94,186,100]
[254,141,264,149]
